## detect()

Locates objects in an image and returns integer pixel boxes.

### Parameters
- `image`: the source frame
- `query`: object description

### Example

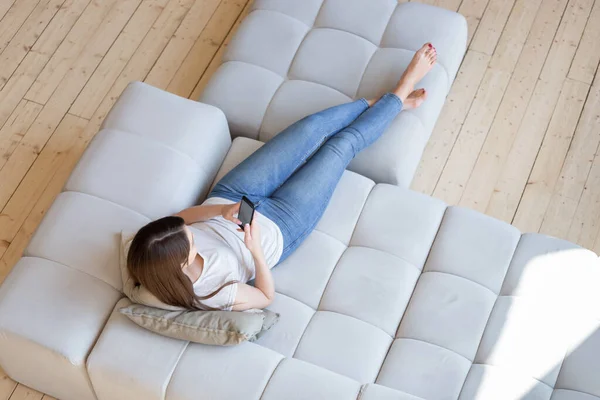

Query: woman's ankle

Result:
[366,97,379,107]
[393,81,413,103]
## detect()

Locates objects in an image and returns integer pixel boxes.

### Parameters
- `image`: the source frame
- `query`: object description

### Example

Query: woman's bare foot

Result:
[403,88,427,110]
[394,43,437,103]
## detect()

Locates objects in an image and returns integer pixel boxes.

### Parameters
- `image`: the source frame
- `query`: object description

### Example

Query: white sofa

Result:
[1,1,599,398]
[200,0,468,186]
[0,82,598,400]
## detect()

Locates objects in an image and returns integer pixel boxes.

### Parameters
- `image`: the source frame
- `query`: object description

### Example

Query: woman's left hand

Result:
[221,202,242,225]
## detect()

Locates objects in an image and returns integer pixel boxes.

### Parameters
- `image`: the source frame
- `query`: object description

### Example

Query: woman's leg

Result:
[260,93,404,261]
[209,99,369,204]
[261,43,438,262]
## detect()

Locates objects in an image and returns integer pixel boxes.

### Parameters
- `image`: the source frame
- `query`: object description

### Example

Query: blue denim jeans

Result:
[209,93,403,262]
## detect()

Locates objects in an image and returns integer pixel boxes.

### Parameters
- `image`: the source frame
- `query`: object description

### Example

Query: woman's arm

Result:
[175,202,241,225]
[232,254,275,311]
[232,221,275,311]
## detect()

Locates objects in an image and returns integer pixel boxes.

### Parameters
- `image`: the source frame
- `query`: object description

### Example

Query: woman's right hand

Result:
[221,202,242,225]
[243,217,263,257]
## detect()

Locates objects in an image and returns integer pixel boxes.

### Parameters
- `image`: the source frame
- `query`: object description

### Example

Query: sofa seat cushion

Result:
[200,0,468,187]
[86,137,600,400]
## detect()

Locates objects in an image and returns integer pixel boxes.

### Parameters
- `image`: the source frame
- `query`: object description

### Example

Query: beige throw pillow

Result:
[119,231,279,345]
[119,304,279,345]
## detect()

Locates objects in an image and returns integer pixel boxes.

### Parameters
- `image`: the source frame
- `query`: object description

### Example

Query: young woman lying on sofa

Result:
[126,43,437,312]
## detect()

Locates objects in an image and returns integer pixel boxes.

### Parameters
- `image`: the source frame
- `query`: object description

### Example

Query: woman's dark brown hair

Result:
[127,216,236,310]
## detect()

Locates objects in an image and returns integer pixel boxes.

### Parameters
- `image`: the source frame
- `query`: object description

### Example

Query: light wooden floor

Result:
[0,0,599,398]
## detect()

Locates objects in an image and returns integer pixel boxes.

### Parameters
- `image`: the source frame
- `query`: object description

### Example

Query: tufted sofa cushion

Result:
[86,136,600,400]
[200,0,467,187]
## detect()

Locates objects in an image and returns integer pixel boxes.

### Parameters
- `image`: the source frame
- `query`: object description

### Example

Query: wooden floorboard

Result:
[568,0,600,84]
[512,78,589,232]
[1,0,600,397]
[0,0,66,91]
[454,0,570,212]
[0,366,18,400]
[429,0,545,206]
[68,0,171,119]
[82,0,197,127]
[166,0,248,98]
[6,384,43,400]
[0,0,90,128]
[411,49,490,195]
[189,0,252,99]
[0,0,41,56]
[0,113,88,267]
[469,0,516,55]
[144,0,221,90]
[22,0,120,104]
[0,1,19,25]
[458,0,491,45]
[540,82,600,238]
[486,0,595,223]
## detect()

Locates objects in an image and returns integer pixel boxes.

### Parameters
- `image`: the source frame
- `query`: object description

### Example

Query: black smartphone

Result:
[238,196,255,230]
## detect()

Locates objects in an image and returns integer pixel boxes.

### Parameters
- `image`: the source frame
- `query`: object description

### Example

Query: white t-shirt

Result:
[189,197,284,310]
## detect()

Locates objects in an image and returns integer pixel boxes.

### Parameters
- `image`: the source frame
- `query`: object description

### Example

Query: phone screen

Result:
[238,197,255,228]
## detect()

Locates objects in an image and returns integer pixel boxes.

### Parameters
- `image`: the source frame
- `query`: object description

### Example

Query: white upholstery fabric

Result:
[87,299,189,400]
[101,80,231,171]
[1,81,599,400]
[350,185,446,268]
[26,191,150,290]
[361,384,426,400]
[0,257,121,400]
[65,129,208,220]
[378,338,472,399]
[200,0,468,186]
[261,358,361,400]
[556,323,600,397]
[67,82,230,219]
[166,341,282,400]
